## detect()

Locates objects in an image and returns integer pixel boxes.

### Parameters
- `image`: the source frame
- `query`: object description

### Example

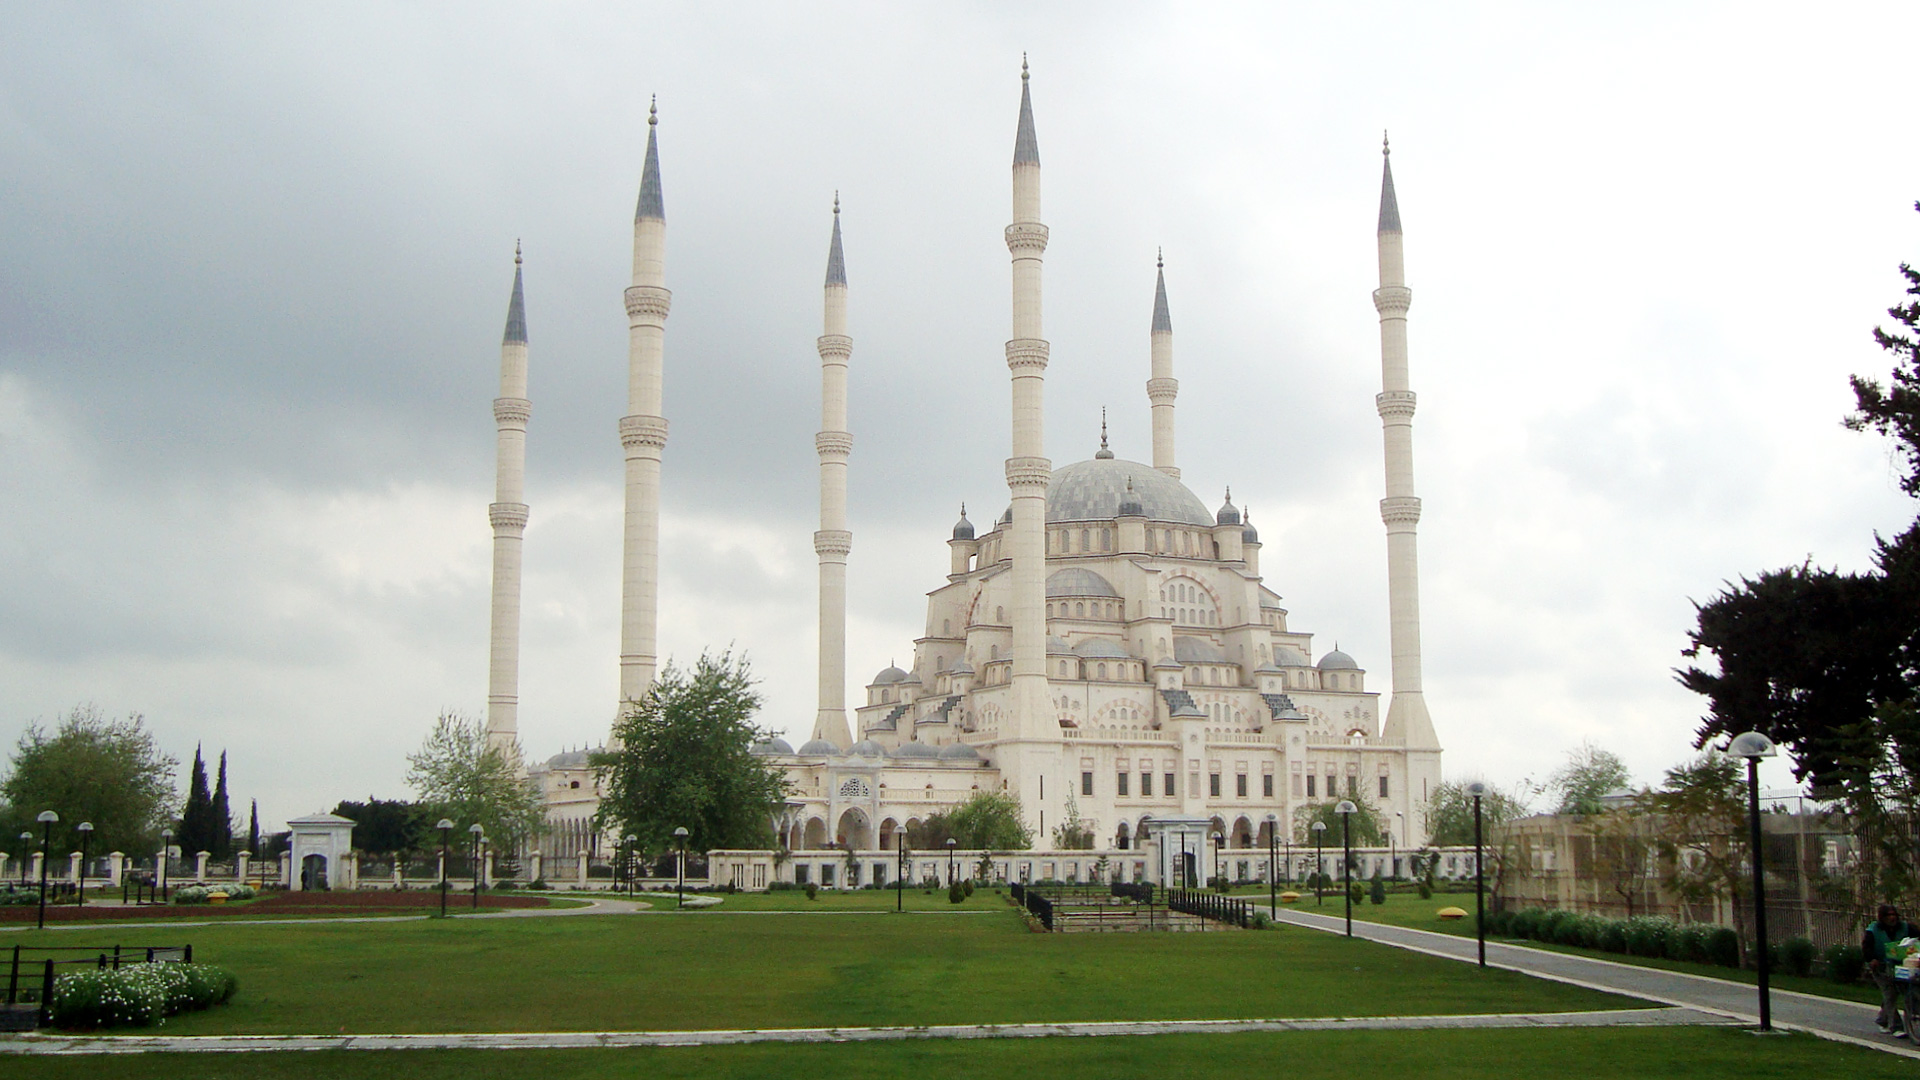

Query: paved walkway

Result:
[1,1007,1726,1055]
[0,895,651,934]
[1267,906,1914,1058]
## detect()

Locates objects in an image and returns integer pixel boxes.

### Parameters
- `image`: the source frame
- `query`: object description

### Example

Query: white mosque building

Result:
[487,67,1443,883]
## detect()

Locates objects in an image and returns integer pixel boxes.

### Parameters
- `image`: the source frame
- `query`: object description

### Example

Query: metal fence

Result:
[4,943,192,1029]
[1166,888,1255,928]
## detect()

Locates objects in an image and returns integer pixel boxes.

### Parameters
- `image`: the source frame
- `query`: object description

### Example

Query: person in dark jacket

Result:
[1865,904,1916,1036]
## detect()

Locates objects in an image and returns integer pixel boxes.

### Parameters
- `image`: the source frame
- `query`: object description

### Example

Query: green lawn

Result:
[585,886,1011,911]
[1,1028,1910,1079]
[1281,891,1881,1008]
[10,904,1635,1035]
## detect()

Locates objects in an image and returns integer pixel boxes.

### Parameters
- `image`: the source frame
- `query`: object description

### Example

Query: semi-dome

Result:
[848,739,886,758]
[938,742,983,761]
[1046,568,1120,598]
[797,738,842,756]
[1273,645,1311,667]
[1173,636,1228,663]
[1073,638,1132,658]
[891,741,941,760]
[1046,457,1213,526]
[871,665,910,685]
[1317,648,1359,670]
[951,506,975,541]
[751,737,795,756]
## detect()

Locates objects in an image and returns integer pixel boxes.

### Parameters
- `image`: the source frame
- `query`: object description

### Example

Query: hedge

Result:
[1489,907,1742,968]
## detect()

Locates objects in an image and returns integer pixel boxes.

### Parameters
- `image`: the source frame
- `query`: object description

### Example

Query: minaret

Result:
[1147,249,1179,479]
[1003,58,1058,838]
[812,196,854,749]
[486,243,530,752]
[1373,134,1440,753]
[618,100,670,714]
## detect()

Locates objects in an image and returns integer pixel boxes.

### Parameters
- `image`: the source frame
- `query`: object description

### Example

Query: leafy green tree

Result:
[904,813,953,849]
[1,705,177,857]
[1588,801,1656,918]
[1293,794,1383,846]
[1051,793,1095,849]
[1424,779,1531,846]
[330,798,429,856]
[1548,741,1631,815]
[593,650,792,854]
[1847,205,1920,498]
[943,790,1032,850]
[406,712,544,851]
[1647,752,1752,950]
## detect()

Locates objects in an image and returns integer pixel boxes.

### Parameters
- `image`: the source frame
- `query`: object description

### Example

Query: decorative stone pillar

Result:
[279,851,291,885]
[392,861,403,888]
[108,852,125,887]
[577,851,589,887]
[529,851,543,884]
[68,851,82,884]
[345,851,360,889]
[194,850,210,881]
[235,851,250,883]
[31,853,44,882]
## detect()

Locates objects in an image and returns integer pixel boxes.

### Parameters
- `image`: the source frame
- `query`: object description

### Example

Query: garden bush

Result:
[1704,926,1740,968]
[1416,881,1432,900]
[804,882,818,901]
[170,886,211,905]
[1370,879,1386,905]
[1347,882,1365,903]
[50,962,237,1030]
[963,879,975,897]
[1508,908,1545,940]
[1825,942,1864,984]
[1483,908,1512,936]
[948,881,966,904]
[1541,908,1576,944]
[1598,918,1628,954]
[221,884,256,901]
[1780,936,1815,978]
[1664,924,1708,964]
[1623,916,1675,958]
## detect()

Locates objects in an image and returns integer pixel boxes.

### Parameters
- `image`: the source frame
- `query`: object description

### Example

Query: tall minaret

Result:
[486,243,530,752]
[618,100,670,714]
[811,196,854,749]
[1003,58,1058,837]
[1373,135,1440,755]
[1147,249,1179,479]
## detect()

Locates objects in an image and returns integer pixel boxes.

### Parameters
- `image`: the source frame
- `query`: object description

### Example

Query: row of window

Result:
[1082,770,1281,800]
[1301,774,1391,799]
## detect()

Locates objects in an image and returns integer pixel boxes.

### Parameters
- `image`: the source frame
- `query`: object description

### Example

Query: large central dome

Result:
[1044,457,1213,526]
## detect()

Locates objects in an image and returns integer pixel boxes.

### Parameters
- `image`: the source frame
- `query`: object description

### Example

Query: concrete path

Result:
[1,1007,1728,1055]
[0,895,650,934]
[1268,906,1912,1058]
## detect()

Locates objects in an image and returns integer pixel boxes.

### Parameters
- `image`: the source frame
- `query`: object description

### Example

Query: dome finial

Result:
[1095,408,1114,458]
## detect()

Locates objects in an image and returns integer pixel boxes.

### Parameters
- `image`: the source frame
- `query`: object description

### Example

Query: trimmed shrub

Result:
[1779,937,1815,978]
[948,881,966,904]
[804,882,818,901]
[1825,942,1864,984]
[1598,919,1629,954]
[1347,882,1365,903]
[1623,916,1675,958]
[1509,908,1546,941]
[1370,879,1387,905]
[1484,908,1512,937]
[1416,881,1432,900]
[50,962,237,1030]
[1704,926,1741,968]
[1664,924,1707,964]
[963,879,975,897]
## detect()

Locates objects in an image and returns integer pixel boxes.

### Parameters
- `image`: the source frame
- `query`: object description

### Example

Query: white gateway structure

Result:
[505,67,1442,872]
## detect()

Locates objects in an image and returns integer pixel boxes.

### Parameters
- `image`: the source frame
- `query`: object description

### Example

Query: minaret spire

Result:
[1003,57,1057,841]
[1148,249,1179,478]
[1372,133,1441,766]
[812,195,854,749]
[487,244,531,751]
[618,98,671,718]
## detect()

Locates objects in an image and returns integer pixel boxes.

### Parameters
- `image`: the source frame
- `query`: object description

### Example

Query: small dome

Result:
[1152,656,1182,670]
[871,665,910,685]
[1317,648,1360,671]
[1273,646,1311,667]
[1047,568,1120,598]
[938,742,983,761]
[1242,513,1259,544]
[949,659,975,675]
[1047,635,1072,654]
[1073,638,1132,658]
[751,737,795,756]
[545,749,593,769]
[848,739,886,758]
[1215,490,1241,526]
[951,506,975,541]
[797,738,842,756]
[1172,636,1228,664]
[891,742,941,759]
[1252,661,1283,674]
[1117,476,1145,517]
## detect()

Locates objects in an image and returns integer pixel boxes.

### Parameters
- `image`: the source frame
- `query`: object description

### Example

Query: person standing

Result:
[1865,904,1916,1037]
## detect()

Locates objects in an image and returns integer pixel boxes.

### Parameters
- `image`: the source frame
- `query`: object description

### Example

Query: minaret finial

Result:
[649,95,657,126]
[1377,133,1401,235]
[1022,53,1029,80]
[637,98,664,222]
[1156,246,1163,270]
[514,238,522,265]
[833,190,840,214]
[1225,486,1232,503]
[1014,56,1040,165]
[1383,129,1390,155]
[1096,408,1113,458]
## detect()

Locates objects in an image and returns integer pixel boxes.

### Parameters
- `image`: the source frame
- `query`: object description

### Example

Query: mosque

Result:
[481,65,1444,878]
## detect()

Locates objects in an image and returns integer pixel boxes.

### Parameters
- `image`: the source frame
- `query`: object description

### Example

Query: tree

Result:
[592,650,792,854]
[406,712,544,851]
[247,800,260,859]
[0,705,177,857]
[1847,203,1920,497]
[1646,752,1752,950]
[1293,795,1383,847]
[1588,801,1656,918]
[904,813,953,849]
[943,790,1032,850]
[331,798,429,856]
[178,745,215,855]
[210,751,232,859]
[1051,793,1095,850]
[1424,779,1532,846]
[1548,741,1631,815]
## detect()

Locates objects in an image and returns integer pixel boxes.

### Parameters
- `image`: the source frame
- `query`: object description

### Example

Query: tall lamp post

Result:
[1335,801,1357,937]
[159,828,173,900]
[1392,811,1403,880]
[673,826,690,908]
[436,819,453,917]
[625,835,639,898]
[946,837,957,887]
[35,811,58,929]
[468,823,484,910]
[897,834,908,913]
[1211,831,1224,890]
[1466,781,1488,968]
[1730,731,1778,1032]
[1265,813,1278,914]
[17,832,30,887]
[1310,821,1327,905]
[75,822,93,907]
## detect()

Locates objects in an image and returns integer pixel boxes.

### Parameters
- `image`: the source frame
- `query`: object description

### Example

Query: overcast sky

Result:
[4,4,1917,831]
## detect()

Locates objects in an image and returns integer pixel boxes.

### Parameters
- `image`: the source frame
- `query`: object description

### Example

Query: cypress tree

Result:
[181,745,212,855]
[211,751,232,858]
[248,799,260,858]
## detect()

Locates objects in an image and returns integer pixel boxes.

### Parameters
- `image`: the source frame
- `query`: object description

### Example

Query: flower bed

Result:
[50,962,238,1029]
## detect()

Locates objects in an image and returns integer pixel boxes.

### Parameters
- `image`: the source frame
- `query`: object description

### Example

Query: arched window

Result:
[1060,660,1071,677]
[1075,602,1085,617]
[942,619,951,635]
[1080,528,1090,551]
[996,606,1005,622]
[1101,530,1112,551]
[1097,662,1108,680]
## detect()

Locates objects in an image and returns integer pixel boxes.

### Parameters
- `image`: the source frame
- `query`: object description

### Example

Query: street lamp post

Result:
[1335,801,1357,937]
[17,832,29,887]
[946,837,957,887]
[1730,731,1779,1032]
[1211,832,1223,891]
[469,823,484,910]
[1311,821,1327,905]
[35,811,58,930]
[897,834,907,913]
[436,819,453,917]
[625,835,639,898]
[1178,831,1189,891]
[1467,781,1488,968]
[75,822,93,907]
[159,828,172,901]
[1265,813,1278,915]
[673,826,690,908]
[1394,811,1405,880]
